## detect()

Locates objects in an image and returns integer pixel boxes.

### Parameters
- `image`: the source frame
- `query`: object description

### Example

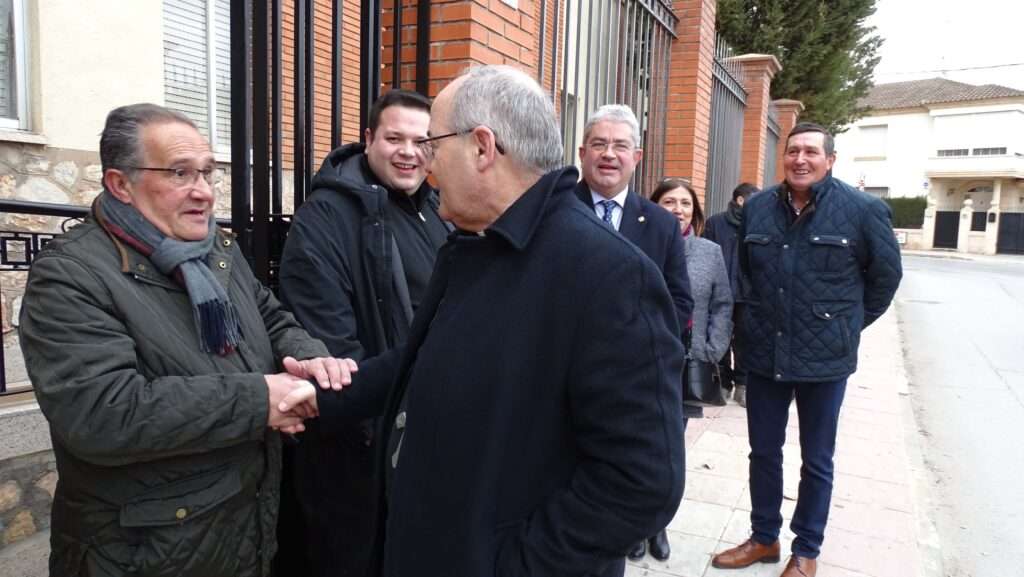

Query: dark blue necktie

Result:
[598,200,617,226]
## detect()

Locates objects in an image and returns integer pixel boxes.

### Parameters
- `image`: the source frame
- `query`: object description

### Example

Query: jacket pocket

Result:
[811,301,853,356]
[808,234,855,276]
[120,466,242,528]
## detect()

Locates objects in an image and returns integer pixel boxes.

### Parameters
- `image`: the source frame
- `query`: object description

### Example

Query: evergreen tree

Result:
[716,0,882,133]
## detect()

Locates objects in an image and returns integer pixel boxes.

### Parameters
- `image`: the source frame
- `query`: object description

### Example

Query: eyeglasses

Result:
[126,166,220,188]
[414,128,506,157]
[586,140,635,154]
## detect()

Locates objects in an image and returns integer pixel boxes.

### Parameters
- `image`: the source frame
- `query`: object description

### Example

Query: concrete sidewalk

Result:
[627,308,938,577]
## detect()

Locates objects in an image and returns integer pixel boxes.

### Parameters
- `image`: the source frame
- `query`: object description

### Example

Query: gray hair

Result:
[448,65,563,173]
[100,103,197,187]
[583,104,641,149]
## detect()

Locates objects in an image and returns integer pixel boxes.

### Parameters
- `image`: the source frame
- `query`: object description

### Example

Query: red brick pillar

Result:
[731,54,781,188]
[772,99,804,185]
[664,0,717,202]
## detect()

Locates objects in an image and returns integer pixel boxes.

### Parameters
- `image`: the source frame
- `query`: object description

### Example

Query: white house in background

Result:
[833,78,1024,255]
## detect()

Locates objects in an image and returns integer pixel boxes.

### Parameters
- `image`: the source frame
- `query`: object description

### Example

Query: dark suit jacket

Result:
[574,181,694,329]
[317,167,686,577]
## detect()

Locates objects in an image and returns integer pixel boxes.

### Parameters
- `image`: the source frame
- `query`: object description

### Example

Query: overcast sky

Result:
[868,0,1024,90]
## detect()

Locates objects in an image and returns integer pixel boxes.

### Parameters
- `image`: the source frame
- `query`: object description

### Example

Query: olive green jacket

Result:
[19,217,328,577]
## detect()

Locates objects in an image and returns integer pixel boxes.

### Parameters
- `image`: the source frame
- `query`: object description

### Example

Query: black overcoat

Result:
[319,167,686,577]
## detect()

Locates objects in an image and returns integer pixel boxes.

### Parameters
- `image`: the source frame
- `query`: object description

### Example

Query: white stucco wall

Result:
[35,0,164,151]
[834,101,1024,200]
[833,110,932,198]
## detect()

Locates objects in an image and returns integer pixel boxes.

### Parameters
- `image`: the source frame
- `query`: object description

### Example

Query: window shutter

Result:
[213,0,231,150]
[164,0,210,135]
[0,0,14,119]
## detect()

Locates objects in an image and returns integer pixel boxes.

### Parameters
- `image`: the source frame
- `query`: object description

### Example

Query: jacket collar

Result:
[573,180,647,236]
[93,206,235,291]
[486,166,580,251]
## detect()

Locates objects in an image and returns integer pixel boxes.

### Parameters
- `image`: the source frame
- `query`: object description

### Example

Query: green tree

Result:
[716,0,882,133]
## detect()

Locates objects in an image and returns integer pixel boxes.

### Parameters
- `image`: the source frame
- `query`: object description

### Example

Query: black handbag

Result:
[683,357,726,407]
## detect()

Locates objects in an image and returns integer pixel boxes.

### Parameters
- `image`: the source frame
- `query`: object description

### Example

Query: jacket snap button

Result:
[175,508,188,520]
[136,264,146,272]
[824,312,832,319]
[223,239,232,247]
[775,373,782,380]
[783,244,789,249]
[218,261,227,269]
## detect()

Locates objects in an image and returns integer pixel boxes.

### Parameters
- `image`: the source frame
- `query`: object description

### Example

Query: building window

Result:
[972,147,1007,156]
[163,0,231,153]
[864,187,890,199]
[937,149,969,157]
[857,125,887,159]
[0,0,28,130]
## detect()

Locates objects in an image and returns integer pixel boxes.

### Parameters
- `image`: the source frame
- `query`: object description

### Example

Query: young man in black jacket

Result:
[277,89,449,577]
[704,182,758,406]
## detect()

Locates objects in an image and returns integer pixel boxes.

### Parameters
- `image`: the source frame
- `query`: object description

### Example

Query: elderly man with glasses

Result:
[280,65,686,577]
[19,102,352,577]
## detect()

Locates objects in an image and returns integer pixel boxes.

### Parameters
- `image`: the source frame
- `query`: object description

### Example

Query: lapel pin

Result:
[638,216,646,223]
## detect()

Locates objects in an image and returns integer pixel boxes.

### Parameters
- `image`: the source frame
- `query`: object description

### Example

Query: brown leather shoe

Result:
[711,538,781,569]
[780,556,817,577]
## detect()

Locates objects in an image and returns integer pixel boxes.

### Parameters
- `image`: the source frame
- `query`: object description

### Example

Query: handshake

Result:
[265,356,359,434]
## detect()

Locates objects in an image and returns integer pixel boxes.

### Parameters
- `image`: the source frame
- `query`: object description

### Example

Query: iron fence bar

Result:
[230,0,253,258]
[537,0,546,86]
[583,0,595,120]
[558,0,571,131]
[550,0,559,102]
[392,0,403,89]
[569,0,584,150]
[604,0,618,105]
[331,0,343,149]
[252,0,270,282]
[416,0,430,95]
[361,0,382,135]
[303,0,314,178]
[292,0,308,208]
[272,0,283,214]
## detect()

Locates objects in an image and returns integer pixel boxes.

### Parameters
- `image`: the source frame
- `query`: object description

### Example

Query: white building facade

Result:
[833,78,1024,255]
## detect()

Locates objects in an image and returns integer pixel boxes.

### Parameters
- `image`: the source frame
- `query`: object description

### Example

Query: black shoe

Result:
[627,540,646,561]
[648,529,671,561]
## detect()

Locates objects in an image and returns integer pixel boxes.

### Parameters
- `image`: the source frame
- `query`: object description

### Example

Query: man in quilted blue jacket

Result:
[711,123,902,577]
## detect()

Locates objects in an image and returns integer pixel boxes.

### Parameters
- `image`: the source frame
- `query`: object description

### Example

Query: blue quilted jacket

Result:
[738,176,902,382]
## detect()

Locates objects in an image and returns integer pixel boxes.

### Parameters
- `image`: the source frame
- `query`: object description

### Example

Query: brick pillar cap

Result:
[772,99,805,112]
[727,54,782,76]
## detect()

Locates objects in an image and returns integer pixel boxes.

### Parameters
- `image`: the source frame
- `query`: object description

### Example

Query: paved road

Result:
[897,254,1024,577]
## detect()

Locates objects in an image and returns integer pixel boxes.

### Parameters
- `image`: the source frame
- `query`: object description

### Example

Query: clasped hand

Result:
[266,356,358,434]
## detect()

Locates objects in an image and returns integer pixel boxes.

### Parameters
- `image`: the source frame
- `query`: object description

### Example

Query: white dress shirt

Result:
[590,187,629,231]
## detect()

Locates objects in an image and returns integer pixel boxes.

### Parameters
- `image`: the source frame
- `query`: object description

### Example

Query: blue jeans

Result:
[746,372,847,558]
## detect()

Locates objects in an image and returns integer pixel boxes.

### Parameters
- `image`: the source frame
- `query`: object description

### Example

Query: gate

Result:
[554,0,678,195]
[704,35,746,215]
[997,213,1024,254]
[933,211,960,249]
[762,103,780,189]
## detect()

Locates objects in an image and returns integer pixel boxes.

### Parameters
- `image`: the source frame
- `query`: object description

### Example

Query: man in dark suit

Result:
[279,65,686,577]
[575,104,694,562]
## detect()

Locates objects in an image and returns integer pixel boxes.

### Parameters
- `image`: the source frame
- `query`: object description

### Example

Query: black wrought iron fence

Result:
[552,0,678,195]
[705,35,747,215]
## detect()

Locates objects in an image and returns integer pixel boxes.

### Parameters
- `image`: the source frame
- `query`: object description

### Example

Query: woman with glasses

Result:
[641,178,734,560]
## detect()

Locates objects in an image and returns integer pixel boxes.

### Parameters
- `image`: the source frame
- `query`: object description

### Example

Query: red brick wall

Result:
[664,0,717,204]
[772,99,805,187]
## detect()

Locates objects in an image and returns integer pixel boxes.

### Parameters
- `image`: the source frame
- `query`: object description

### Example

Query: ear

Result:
[364,127,373,145]
[472,126,499,171]
[826,152,837,171]
[633,148,644,164]
[578,144,586,164]
[104,169,135,205]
